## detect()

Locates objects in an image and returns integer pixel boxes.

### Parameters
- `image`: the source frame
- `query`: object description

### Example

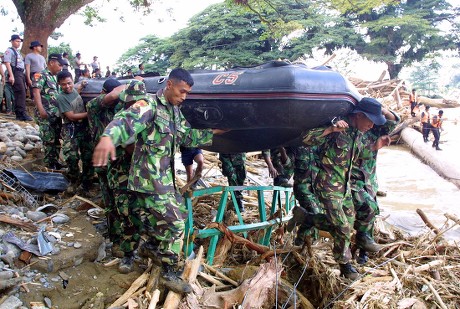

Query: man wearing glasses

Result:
[31,53,66,170]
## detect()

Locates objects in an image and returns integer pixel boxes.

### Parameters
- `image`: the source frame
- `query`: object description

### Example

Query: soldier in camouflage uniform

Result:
[352,108,400,264]
[288,97,387,280]
[56,71,94,192]
[268,147,295,186]
[31,54,65,170]
[292,145,322,245]
[106,80,147,273]
[219,153,246,212]
[93,68,225,293]
[86,78,124,250]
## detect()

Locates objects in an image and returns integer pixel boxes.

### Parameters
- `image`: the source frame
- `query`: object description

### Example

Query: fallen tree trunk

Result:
[400,127,460,189]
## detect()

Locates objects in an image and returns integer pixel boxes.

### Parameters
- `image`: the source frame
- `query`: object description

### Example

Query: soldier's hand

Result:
[212,128,230,135]
[373,135,391,151]
[268,166,279,178]
[8,76,14,85]
[93,136,116,167]
[39,109,48,119]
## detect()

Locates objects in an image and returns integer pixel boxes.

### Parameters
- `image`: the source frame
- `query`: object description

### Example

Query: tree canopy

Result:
[231,0,460,79]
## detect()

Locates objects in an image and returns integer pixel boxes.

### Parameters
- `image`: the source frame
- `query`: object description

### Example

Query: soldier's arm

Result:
[32,74,48,119]
[62,111,87,121]
[25,62,32,86]
[262,150,278,178]
[303,120,348,146]
[93,102,152,166]
[0,65,4,86]
[101,85,126,106]
[33,88,48,119]
[4,62,14,85]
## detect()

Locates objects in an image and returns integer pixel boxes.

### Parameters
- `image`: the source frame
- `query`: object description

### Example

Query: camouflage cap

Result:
[119,80,147,103]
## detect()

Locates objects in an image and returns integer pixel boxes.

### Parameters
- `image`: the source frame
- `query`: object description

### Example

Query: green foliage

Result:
[407,55,442,96]
[340,0,458,78]
[81,5,107,26]
[48,42,73,58]
[115,35,171,75]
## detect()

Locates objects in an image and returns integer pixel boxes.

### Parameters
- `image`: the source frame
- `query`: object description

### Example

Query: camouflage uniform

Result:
[56,89,93,186]
[107,80,147,254]
[292,146,321,214]
[269,147,295,186]
[31,69,62,168]
[86,93,121,242]
[102,89,213,265]
[302,116,364,264]
[352,112,400,235]
[219,153,246,205]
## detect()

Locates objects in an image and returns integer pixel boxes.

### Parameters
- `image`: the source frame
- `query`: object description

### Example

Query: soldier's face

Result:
[59,77,74,94]
[11,39,21,49]
[166,80,192,106]
[355,113,375,132]
[49,60,62,75]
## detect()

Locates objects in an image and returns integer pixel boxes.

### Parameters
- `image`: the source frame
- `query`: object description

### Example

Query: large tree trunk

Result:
[12,0,94,57]
[385,61,403,80]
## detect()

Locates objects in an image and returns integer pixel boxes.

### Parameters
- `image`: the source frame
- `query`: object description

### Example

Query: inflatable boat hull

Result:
[80,61,361,153]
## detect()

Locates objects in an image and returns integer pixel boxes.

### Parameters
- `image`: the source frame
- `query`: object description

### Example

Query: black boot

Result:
[118,252,135,274]
[356,232,381,252]
[138,241,162,266]
[286,206,314,232]
[436,146,442,151]
[161,264,192,294]
[356,250,369,265]
[339,263,359,280]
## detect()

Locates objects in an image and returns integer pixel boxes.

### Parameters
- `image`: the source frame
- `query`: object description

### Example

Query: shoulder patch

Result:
[4,50,10,56]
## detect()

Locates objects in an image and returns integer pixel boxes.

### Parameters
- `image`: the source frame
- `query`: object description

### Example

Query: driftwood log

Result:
[400,127,460,189]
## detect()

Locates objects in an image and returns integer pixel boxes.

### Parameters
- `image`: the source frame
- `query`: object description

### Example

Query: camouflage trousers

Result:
[94,168,118,243]
[316,192,355,264]
[36,114,62,167]
[352,188,379,236]
[95,168,114,210]
[130,191,187,265]
[112,189,142,253]
[61,123,94,184]
[219,153,246,201]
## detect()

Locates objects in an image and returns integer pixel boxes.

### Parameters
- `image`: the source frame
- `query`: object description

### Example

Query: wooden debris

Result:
[0,214,37,232]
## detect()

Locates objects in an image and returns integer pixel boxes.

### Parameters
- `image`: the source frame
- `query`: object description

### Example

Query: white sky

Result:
[0,0,223,69]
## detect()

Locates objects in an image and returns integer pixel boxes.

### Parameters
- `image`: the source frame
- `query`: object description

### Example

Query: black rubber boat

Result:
[80,61,361,153]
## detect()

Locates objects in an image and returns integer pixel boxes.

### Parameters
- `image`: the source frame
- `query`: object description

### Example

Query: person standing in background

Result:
[61,52,71,72]
[3,34,33,121]
[25,40,46,100]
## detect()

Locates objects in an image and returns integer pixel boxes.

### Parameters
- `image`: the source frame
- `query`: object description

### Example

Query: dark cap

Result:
[102,79,122,93]
[119,80,147,103]
[29,41,43,49]
[351,97,386,126]
[48,53,66,66]
[10,34,23,42]
[76,52,81,57]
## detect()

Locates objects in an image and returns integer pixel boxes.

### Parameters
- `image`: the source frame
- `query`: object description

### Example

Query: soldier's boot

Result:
[356,232,381,253]
[118,252,135,274]
[339,263,359,280]
[294,223,309,246]
[138,241,162,266]
[286,206,314,233]
[435,145,442,151]
[356,250,369,265]
[161,264,192,294]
